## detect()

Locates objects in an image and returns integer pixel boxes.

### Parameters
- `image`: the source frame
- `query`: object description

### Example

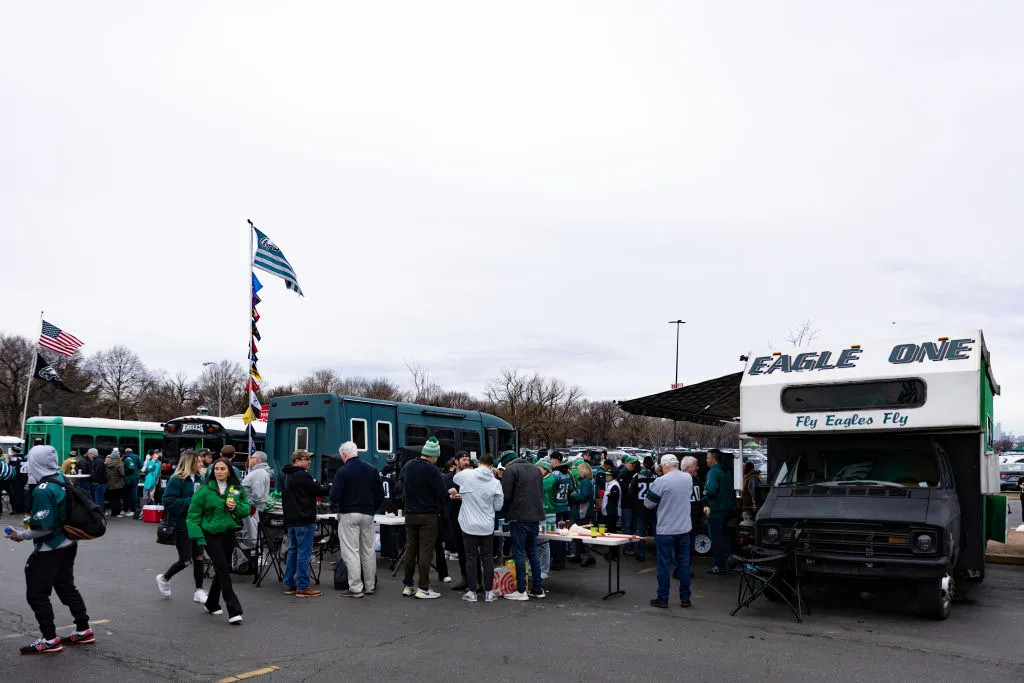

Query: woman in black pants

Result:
[156,451,207,603]
[186,458,250,624]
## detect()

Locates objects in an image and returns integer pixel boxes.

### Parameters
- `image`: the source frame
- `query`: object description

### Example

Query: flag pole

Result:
[247,219,256,456]
[20,311,43,440]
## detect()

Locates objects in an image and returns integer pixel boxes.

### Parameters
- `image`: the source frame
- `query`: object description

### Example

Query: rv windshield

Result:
[775,444,942,488]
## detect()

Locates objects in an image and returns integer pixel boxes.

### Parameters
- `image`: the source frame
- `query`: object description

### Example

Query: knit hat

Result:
[538,458,552,472]
[422,437,441,459]
[499,451,518,466]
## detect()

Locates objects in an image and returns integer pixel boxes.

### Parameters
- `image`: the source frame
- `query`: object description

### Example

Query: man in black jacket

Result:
[500,450,545,600]
[282,450,330,598]
[399,438,448,599]
[85,449,107,516]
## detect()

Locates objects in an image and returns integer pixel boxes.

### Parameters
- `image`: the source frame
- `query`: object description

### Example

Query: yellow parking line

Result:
[219,665,280,682]
[0,618,110,639]
[638,567,656,574]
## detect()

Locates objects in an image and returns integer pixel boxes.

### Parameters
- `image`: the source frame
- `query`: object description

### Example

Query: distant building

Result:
[994,422,1003,441]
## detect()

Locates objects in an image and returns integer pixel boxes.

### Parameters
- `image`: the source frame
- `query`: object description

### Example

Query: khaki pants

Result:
[338,512,377,594]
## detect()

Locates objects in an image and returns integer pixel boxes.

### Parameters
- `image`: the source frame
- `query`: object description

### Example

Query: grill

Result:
[796,521,918,558]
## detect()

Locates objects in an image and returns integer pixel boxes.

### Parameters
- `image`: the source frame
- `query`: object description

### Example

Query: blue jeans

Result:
[708,516,730,571]
[636,513,649,559]
[510,522,543,594]
[130,484,139,513]
[621,508,635,537]
[92,484,107,512]
[284,524,314,591]
[656,533,691,604]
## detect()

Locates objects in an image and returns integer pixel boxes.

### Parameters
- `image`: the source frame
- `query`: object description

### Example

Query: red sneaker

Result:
[21,638,63,654]
[60,629,96,646]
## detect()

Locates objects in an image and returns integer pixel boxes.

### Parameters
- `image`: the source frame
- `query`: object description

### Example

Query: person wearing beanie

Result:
[399,437,448,599]
[5,445,94,653]
[500,450,545,601]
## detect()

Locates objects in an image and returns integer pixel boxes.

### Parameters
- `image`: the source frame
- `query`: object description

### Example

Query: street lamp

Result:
[668,320,686,446]
[202,362,223,417]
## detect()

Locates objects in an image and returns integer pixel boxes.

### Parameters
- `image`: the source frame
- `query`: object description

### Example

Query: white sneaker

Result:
[415,588,441,599]
[503,590,529,601]
[205,607,223,615]
[193,589,208,604]
[462,590,477,602]
[442,576,452,584]
[541,573,550,580]
[156,574,171,598]
[228,615,243,625]
[484,590,498,602]
[402,586,416,597]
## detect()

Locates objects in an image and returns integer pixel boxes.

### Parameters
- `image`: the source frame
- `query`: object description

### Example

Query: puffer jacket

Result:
[105,456,125,490]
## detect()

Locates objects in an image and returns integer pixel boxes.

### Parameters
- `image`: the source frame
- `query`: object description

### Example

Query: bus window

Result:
[460,430,481,456]
[144,438,163,454]
[295,427,309,452]
[406,425,428,448]
[377,421,392,453]
[70,434,94,457]
[119,436,139,455]
[498,428,517,454]
[433,428,455,461]
[351,419,367,451]
[96,435,117,456]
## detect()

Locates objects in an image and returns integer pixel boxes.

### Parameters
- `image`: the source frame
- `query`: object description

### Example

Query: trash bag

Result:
[230,547,253,575]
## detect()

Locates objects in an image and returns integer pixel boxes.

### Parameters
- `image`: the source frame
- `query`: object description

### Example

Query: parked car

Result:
[1000,463,1024,491]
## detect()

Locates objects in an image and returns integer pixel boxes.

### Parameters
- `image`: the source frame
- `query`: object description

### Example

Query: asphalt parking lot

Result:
[1,518,1022,682]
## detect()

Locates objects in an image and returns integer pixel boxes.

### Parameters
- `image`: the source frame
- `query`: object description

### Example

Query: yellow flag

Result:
[250,366,263,384]
[242,407,256,425]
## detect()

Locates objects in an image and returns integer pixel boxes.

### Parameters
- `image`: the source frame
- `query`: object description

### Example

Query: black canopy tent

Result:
[616,372,743,426]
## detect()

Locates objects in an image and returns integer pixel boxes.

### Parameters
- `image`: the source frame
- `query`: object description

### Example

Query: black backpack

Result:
[41,476,107,540]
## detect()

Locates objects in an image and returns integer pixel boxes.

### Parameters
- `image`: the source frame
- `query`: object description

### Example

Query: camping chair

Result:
[308,520,333,585]
[730,523,810,623]
[255,512,287,586]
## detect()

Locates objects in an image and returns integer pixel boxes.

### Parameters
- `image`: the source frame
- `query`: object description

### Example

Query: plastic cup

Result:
[597,524,606,535]
[590,528,598,537]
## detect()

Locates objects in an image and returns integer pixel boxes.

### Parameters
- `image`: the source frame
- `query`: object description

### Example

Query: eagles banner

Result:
[34,355,74,393]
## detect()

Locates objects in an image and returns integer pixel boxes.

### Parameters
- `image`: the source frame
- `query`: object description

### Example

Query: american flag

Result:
[38,320,84,357]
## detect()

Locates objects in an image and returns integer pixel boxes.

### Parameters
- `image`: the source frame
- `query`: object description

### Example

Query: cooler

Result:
[142,505,164,523]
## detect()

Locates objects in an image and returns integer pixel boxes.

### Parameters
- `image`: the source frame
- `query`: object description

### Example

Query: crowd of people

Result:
[2,438,738,655]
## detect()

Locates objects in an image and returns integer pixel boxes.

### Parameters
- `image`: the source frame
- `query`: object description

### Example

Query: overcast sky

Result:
[4,3,1022,432]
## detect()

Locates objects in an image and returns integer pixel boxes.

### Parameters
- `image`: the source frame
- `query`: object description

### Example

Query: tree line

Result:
[0,332,739,449]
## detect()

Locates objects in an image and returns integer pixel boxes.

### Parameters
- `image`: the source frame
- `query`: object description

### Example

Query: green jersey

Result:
[29,475,69,551]
[542,474,557,514]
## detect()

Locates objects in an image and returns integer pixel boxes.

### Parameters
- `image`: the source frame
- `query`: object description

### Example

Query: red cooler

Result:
[142,505,164,523]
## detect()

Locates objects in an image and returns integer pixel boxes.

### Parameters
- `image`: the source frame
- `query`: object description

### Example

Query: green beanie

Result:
[422,437,441,458]
[538,458,552,471]
[499,450,518,466]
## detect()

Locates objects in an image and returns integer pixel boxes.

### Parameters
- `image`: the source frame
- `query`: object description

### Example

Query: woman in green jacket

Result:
[186,458,250,624]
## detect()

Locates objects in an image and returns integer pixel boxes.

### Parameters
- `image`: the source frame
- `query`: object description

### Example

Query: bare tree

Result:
[195,360,246,417]
[786,320,821,347]
[89,346,153,420]
[139,371,197,419]
[0,334,34,432]
[404,359,442,404]
[295,368,343,395]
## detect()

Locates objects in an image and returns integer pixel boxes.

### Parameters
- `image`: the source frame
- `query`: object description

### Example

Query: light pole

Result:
[202,362,223,417]
[668,320,685,446]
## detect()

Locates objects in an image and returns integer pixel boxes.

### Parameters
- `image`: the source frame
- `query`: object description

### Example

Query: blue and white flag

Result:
[252,227,304,296]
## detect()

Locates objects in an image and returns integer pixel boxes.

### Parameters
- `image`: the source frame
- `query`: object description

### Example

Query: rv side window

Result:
[119,437,139,455]
[781,379,926,413]
[144,438,163,454]
[351,419,367,451]
[406,425,428,448]
[295,427,309,452]
[377,421,392,453]
[460,430,481,456]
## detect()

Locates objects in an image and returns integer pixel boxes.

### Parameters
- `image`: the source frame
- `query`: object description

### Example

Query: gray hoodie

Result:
[454,466,504,536]
[27,444,59,485]
[242,462,272,508]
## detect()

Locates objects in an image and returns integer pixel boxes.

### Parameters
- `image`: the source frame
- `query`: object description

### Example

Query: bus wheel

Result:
[917,571,953,620]
[693,533,712,556]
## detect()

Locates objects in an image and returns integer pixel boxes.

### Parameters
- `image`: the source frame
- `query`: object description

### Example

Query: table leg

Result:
[593,546,626,600]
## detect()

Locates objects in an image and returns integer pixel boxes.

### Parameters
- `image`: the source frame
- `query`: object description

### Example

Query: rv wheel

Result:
[917,571,953,620]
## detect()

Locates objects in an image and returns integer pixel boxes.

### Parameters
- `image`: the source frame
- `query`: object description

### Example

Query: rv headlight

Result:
[913,531,936,553]
[762,525,781,544]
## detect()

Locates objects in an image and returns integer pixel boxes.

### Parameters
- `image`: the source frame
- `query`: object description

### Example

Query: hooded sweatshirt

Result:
[21,446,73,552]
[106,450,125,490]
[454,466,504,536]
[281,464,330,527]
[242,462,273,510]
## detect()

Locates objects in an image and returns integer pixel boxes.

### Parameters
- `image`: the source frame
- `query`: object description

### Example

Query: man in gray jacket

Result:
[241,451,272,549]
[499,451,545,600]
[453,453,504,602]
